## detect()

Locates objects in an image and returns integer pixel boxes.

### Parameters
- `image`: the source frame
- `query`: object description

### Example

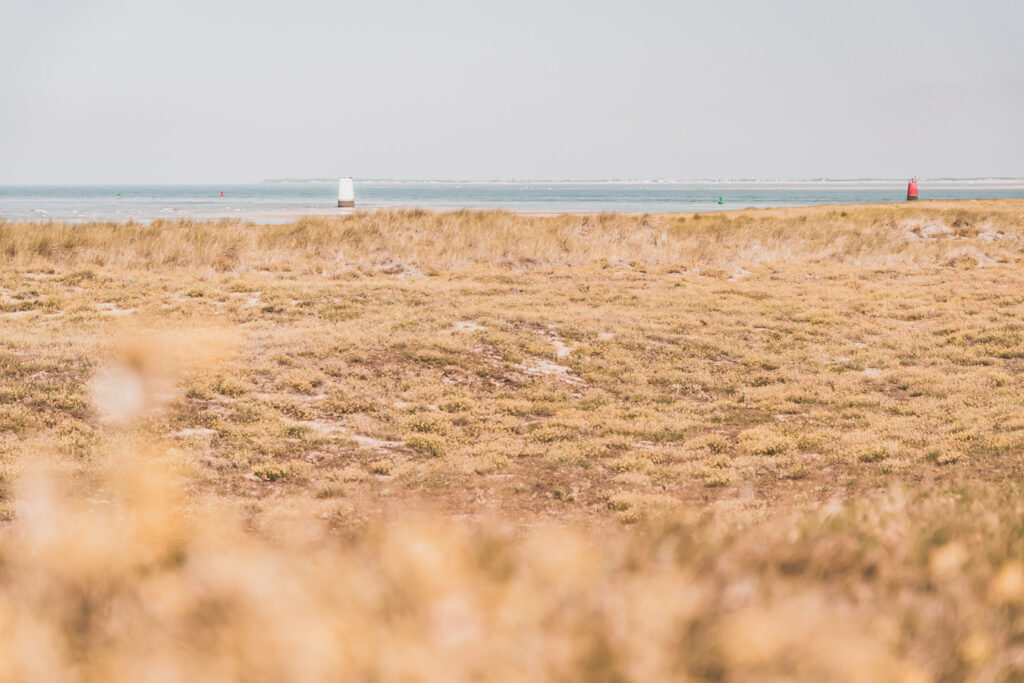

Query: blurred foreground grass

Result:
[1,201,1024,680]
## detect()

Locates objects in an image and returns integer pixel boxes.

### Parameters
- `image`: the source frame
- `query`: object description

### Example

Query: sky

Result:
[1,0,1022,183]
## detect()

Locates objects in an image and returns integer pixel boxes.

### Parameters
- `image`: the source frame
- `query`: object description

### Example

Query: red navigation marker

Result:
[220,191,224,197]
[907,177,918,201]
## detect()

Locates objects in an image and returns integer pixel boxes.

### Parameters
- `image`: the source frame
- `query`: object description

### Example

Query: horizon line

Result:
[5,176,1024,187]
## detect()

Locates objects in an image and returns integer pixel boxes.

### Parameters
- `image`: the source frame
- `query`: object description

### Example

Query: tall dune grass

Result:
[1,200,1022,273]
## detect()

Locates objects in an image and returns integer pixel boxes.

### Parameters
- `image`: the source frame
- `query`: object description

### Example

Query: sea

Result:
[1,180,1023,224]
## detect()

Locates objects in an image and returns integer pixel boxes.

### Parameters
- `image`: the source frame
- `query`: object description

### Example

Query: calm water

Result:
[2,181,1023,224]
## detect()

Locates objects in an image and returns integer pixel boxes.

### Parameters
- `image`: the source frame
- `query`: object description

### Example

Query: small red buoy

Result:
[907,177,918,201]
[220,190,224,197]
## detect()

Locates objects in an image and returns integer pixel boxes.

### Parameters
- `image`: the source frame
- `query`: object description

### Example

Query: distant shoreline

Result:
[229,197,1024,220]
[4,185,1024,225]
[4,197,1024,225]
[262,178,1024,188]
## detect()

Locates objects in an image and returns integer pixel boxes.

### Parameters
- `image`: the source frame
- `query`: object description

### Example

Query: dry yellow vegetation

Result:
[1,200,1024,680]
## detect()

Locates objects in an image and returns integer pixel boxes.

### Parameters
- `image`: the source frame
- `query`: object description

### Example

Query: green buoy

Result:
[717,196,724,205]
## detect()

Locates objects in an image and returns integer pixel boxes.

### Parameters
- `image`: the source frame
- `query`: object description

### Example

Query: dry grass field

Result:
[1,200,1024,680]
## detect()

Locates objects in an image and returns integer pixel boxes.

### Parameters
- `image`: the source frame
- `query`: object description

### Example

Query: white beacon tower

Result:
[337,177,355,208]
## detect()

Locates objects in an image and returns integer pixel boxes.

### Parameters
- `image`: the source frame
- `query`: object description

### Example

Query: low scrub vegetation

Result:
[1,202,1023,680]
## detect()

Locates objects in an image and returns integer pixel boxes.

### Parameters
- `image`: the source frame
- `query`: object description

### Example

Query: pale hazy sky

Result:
[2,0,1022,183]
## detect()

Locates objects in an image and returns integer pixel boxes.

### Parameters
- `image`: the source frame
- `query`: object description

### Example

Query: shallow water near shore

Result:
[3,180,1024,224]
